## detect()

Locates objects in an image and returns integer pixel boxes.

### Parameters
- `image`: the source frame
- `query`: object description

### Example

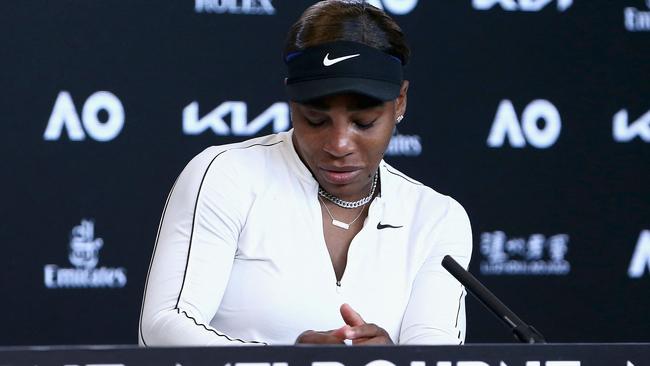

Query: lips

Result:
[319,166,363,185]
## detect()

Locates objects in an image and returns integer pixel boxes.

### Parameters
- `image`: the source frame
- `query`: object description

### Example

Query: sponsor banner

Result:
[3,0,649,346]
[367,0,419,15]
[182,101,424,157]
[195,0,275,15]
[44,219,127,289]
[0,344,646,366]
[472,0,573,12]
[486,100,561,149]
[385,127,422,157]
[628,230,650,278]
[480,231,570,275]
[613,109,650,142]
[44,91,125,142]
[183,101,289,136]
[194,0,417,17]
[624,0,650,32]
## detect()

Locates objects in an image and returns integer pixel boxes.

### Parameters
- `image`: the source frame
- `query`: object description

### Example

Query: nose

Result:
[322,123,354,158]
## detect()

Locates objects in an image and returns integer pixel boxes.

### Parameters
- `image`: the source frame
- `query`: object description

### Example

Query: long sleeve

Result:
[399,197,473,345]
[138,147,265,346]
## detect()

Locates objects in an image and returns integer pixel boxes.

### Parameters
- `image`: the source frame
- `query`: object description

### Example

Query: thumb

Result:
[330,324,351,340]
[340,303,365,327]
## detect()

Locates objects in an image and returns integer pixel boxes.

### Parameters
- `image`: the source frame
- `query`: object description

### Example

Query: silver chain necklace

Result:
[319,196,366,230]
[318,171,378,209]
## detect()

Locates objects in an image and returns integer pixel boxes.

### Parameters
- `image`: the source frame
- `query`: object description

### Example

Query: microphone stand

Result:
[442,255,546,344]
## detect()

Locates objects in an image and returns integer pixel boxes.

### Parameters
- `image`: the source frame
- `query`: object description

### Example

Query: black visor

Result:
[284,41,404,102]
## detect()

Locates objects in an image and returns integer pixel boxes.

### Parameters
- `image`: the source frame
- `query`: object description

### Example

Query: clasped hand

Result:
[295,303,393,345]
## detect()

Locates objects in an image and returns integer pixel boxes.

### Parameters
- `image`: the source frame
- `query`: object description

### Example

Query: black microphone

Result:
[442,255,546,344]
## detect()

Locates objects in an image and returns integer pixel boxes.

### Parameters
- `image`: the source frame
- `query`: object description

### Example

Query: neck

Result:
[319,172,379,209]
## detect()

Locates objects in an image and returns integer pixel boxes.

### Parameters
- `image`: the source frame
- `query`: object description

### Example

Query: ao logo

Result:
[487,99,561,148]
[613,109,650,142]
[183,101,289,136]
[628,230,650,278]
[44,91,124,142]
[473,0,573,11]
[366,0,418,15]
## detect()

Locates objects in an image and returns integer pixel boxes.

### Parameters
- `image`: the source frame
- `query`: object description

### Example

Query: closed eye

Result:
[305,117,327,127]
[355,119,377,130]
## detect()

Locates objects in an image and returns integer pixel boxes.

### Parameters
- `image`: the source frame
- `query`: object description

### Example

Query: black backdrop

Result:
[1,0,649,345]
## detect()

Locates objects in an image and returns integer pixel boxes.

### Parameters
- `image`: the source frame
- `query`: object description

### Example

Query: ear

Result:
[395,80,409,119]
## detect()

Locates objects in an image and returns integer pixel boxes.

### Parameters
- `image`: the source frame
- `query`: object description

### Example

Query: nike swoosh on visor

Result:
[323,53,361,66]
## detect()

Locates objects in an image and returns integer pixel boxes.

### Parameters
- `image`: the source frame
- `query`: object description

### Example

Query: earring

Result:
[396,115,404,124]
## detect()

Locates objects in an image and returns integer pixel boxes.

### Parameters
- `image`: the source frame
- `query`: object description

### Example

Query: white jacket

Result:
[139,130,472,346]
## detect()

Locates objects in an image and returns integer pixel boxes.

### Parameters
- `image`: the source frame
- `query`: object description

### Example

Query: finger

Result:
[345,323,383,340]
[296,330,346,344]
[329,325,351,340]
[348,324,394,345]
[318,334,346,344]
[352,335,394,345]
[340,303,365,327]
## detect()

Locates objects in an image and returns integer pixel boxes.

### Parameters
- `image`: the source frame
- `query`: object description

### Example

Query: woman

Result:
[139,0,472,346]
